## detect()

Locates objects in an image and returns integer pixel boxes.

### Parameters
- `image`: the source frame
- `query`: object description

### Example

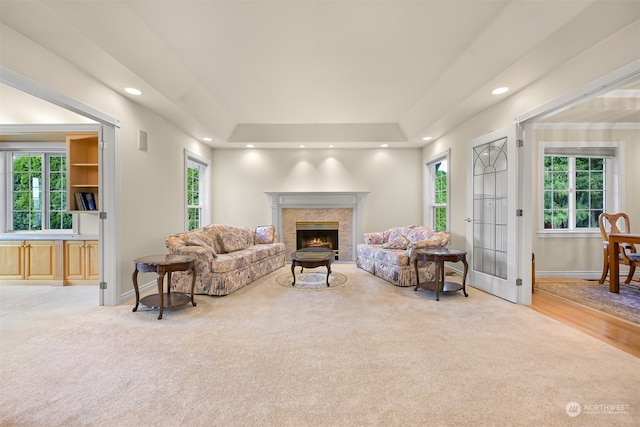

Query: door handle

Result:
[465,218,472,223]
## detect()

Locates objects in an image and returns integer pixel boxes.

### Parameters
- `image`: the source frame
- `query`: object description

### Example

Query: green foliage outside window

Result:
[12,154,42,230]
[543,155,604,230]
[433,164,447,231]
[575,157,603,228]
[48,156,72,229]
[187,164,201,231]
[12,153,72,231]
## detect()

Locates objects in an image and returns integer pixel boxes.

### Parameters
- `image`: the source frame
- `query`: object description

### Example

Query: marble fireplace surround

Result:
[266,192,368,262]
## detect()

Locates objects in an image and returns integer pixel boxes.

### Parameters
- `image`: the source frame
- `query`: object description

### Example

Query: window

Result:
[426,151,450,232]
[540,143,620,233]
[185,151,209,231]
[8,151,73,231]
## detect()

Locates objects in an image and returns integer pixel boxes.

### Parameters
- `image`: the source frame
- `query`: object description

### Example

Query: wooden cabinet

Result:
[0,241,25,280]
[25,241,56,280]
[0,241,56,280]
[64,240,99,283]
[66,133,99,212]
[85,240,100,281]
[0,240,98,285]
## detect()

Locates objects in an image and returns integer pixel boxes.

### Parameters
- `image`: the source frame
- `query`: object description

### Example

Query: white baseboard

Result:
[119,279,157,304]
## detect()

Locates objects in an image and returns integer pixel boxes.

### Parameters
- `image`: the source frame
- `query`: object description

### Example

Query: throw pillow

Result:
[255,225,276,244]
[382,235,409,249]
[218,231,251,253]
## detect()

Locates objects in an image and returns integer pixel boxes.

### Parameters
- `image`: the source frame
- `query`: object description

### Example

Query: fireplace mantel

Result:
[265,192,368,261]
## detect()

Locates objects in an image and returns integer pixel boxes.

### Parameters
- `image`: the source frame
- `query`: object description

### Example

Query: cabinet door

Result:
[85,240,100,281]
[25,241,56,280]
[0,241,25,280]
[64,240,86,281]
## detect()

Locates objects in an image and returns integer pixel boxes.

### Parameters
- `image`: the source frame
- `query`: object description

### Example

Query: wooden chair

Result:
[598,212,640,284]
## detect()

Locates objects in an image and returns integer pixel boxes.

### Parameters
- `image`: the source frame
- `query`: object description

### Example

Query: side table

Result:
[132,254,197,319]
[414,248,468,301]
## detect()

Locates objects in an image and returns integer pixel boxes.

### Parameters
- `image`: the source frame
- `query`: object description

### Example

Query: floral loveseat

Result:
[356,225,450,287]
[165,224,285,296]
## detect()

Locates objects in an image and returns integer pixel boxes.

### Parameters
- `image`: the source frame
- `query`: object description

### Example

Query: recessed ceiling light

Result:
[422,136,433,141]
[492,87,509,95]
[380,144,389,148]
[124,87,142,96]
[246,144,254,148]
[328,145,334,148]
[203,137,212,142]
[299,145,305,148]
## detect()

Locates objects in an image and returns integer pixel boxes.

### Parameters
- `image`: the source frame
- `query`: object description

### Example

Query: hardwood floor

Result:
[530,285,640,358]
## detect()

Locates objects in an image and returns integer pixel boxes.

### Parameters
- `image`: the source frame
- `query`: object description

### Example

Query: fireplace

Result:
[265,191,369,261]
[296,222,339,259]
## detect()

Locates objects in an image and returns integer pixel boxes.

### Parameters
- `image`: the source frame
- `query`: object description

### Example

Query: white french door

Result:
[466,126,519,302]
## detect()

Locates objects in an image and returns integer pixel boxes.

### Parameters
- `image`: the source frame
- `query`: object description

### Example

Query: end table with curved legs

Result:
[414,248,468,301]
[132,254,197,319]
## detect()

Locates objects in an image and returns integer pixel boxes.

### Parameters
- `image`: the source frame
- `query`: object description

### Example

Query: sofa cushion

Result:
[375,249,410,266]
[357,244,379,259]
[211,251,252,273]
[382,235,409,249]
[255,225,276,244]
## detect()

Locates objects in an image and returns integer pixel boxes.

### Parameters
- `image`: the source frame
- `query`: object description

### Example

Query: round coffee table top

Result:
[291,247,334,262]
[133,254,195,265]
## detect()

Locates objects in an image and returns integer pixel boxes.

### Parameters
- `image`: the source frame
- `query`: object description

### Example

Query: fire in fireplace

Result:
[296,221,339,259]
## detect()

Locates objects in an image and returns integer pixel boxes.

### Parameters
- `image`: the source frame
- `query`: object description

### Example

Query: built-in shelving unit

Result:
[66,133,99,213]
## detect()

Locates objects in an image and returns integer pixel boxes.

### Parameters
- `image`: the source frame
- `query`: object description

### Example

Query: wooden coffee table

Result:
[291,247,335,287]
[132,254,197,319]
[414,248,468,301]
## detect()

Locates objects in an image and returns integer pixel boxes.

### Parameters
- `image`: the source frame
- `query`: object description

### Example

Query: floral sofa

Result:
[165,224,285,296]
[356,225,450,287]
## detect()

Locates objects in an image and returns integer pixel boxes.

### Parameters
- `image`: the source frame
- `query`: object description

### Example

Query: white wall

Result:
[421,20,640,277]
[1,24,213,297]
[210,148,423,233]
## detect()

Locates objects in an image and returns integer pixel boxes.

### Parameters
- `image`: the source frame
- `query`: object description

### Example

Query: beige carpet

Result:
[1,264,639,426]
[274,270,349,289]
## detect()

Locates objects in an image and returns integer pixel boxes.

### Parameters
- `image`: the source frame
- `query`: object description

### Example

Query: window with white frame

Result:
[185,151,209,231]
[2,149,74,232]
[540,143,620,232]
[426,151,450,232]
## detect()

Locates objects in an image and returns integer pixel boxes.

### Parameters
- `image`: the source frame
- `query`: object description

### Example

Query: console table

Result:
[414,248,468,301]
[132,254,197,319]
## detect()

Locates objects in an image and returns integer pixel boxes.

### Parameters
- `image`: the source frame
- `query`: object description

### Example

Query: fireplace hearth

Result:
[296,222,339,259]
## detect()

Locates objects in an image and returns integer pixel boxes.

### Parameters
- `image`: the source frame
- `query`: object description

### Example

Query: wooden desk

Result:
[413,248,468,301]
[132,254,197,319]
[608,233,640,293]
